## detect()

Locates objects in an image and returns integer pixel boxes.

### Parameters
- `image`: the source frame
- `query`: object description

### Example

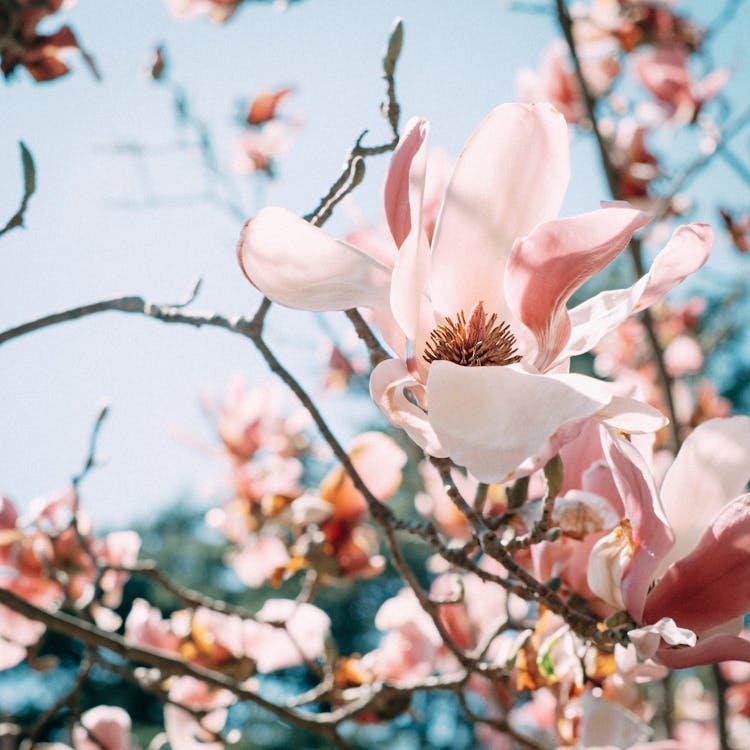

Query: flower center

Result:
[423,301,522,367]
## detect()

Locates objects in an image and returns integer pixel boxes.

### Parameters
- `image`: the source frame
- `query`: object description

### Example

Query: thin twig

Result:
[72,404,110,492]
[0,142,36,239]
[25,653,92,742]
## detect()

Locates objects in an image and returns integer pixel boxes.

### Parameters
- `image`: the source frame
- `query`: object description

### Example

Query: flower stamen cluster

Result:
[423,301,522,368]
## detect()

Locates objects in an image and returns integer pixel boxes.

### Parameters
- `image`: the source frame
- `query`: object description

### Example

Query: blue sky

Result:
[1,0,749,527]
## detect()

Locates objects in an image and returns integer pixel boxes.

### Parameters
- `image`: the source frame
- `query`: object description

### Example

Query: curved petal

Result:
[384,117,429,249]
[583,462,624,516]
[558,418,606,496]
[370,358,447,457]
[563,284,647,361]
[644,494,750,636]
[655,633,750,669]
[506,205,650,371]
[601,428,674,622]
[595,395,669,434]
[320,432,406,522]
[388,119,432,346]
[561,223,712,362]
[426,362,614,483]
[430,103,570,322]
[238,207,392,312]
[635,223,713,311]
[579,692,651,749]
[657,416,750,575]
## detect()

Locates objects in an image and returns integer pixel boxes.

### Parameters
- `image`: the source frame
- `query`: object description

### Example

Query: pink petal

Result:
[655,633,750,669]
[658,416,750,574]
[165,677,233,750]
[387,119,433,346]
[247,599,331,672]
[232,535,290,588]
[370,358,447,457]
[563,223,712,361]
[430,103,570,322]
[124,598,180,653]
[0,637,27,671]
[319,431,406,523]
[74,706,132,750]
[644,494,750,637]
[635,223,713,311]
[582,462,624,516]
[238,207,392,312]
[426,362,614,483]
[505,205,650,371]
[345,431,407,501]
[558,418,606,496]
[663,335,703,377]
[601,429,674,622]
[384,117,429,249]
[0,603,45,648]
[0,496,18,528]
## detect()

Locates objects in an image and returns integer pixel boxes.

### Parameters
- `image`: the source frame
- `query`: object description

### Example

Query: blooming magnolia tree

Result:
[3,1,750,749]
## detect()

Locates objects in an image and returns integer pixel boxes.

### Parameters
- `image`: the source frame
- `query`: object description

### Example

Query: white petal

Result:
[426,362,613,482]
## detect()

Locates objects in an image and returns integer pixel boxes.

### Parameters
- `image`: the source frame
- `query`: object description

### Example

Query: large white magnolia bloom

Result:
[238,103,711,482]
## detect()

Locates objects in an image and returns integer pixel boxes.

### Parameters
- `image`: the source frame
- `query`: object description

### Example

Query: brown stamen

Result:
[423,301,522,367]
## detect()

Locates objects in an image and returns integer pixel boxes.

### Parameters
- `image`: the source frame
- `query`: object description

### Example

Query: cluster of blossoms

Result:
[0,0,96,82]
[519,0,728,214]
[0,490,140,667]
[232,87,298,177]
[205,378,406,585]
[124,596,331,748]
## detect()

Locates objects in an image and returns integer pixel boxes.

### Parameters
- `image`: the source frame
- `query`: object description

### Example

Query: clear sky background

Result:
[2,0,749,528]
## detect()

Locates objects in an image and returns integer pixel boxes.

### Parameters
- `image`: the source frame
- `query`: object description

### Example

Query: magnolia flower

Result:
[238,103,711,482]
[588,416,750,666]
[517,40,618,125]
[634,44,729,124]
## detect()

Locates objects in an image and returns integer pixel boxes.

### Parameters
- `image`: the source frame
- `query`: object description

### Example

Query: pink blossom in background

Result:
[164,677,234,750]
[604,118,660,207]
[517,40,619,125]
[576,0,702,54]
[245,87,293,126]
[166,0,241,23]
[310,431,406,580]
[72,706,135,750]
[239,102,711,482]
[233,121,293,176]
[124,596,330,676]
[0,492,139,629]
[205,380,405,586]
[360,587,442,685]
[634,43,729,124]
[0,603,46,671]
